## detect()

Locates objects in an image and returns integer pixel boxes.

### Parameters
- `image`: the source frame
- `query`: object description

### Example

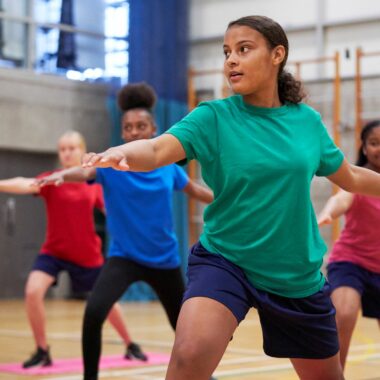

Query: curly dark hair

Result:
[117,82,157,112]
[227,15,305,104]
[356,120,380,167]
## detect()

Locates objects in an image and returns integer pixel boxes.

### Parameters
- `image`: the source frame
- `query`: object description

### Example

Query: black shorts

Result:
[183,242,339,359]
[327,261,380,319]
[32,254,102,293]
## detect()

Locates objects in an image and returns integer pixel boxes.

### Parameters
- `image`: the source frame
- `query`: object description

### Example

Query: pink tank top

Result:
[329,194,380,273]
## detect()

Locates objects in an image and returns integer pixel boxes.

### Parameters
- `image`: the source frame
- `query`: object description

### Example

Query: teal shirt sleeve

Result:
[316,120,344,177]
[165,103,217,162]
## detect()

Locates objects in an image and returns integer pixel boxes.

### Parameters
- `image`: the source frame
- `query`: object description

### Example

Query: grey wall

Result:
[0,68,111,298]
[0,67,111,153]
[0,150,55,298]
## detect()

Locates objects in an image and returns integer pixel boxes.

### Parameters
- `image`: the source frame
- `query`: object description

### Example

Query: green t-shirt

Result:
[167,95,344,298]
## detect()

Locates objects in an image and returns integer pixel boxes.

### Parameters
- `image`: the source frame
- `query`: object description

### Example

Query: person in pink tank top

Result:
[318,120,380,370]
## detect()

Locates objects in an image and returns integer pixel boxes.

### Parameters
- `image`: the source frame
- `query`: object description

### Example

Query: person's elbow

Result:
[328,160,358,193]
[184,181,213,204]
[204,189,214,204]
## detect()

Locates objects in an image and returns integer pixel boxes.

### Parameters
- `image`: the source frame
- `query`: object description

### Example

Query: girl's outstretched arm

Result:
[183,180,214,204]
[0,177,39,194]
[328,159,380,196]
[317,190,353,226]
[36,167,97,187]
[82,135,186,172]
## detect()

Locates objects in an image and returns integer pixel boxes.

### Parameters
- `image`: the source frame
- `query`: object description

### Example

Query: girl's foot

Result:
[125,342,148,361]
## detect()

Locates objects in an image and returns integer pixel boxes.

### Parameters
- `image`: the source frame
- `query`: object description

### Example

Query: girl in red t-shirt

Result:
[0,131,146,368]
[319,120,380,370]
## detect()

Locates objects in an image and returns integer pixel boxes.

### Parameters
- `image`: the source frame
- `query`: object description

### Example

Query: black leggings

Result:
[82,257,185,380]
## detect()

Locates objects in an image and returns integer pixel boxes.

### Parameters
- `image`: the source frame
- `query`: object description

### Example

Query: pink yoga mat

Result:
[0,352,170,375]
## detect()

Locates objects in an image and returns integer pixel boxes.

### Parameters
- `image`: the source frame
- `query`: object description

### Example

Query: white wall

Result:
[189,0,380,81]
[190,0,317,41]
[325,0,380,22]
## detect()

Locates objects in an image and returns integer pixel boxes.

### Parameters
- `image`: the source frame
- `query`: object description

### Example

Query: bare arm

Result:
[327,159,380,196]
[0,177,39,194]
[36,166,97,187]
[83,134,186,172]
[317,190,354,226]
[183,180,213,204]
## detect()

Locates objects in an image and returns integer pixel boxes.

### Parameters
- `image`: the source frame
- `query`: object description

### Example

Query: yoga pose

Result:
[80,16,380,380]
[39,83,213,380]
[0,131,145,368]
[319,120,380,370]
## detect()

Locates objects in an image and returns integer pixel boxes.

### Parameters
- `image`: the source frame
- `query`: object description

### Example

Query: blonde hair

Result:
[58,130,87,152]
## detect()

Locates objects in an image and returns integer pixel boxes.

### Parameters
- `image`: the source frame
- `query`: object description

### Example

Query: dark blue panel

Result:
[57,0,77,69]
[129,0,189,103]
[116,0,190,301]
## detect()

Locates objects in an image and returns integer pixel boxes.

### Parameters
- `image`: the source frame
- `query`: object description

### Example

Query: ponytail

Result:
[278,70,305,104]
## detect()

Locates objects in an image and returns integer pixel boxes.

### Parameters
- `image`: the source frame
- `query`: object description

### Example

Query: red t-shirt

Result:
[37,171,104,267]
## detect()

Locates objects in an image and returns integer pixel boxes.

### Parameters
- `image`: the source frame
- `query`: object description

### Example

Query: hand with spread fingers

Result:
[35,172,64,187]
[82,148,130,171]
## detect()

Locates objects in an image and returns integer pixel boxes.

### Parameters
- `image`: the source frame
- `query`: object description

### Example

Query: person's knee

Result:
[25,281,45,301]
[84,300,108,328]
[336,305,357,328]
[171,339,205,370]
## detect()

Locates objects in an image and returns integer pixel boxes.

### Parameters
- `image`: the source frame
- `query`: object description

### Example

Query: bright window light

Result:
[104,0,129,81]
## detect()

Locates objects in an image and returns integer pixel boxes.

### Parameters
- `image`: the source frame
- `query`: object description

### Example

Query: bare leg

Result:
[166,297,238,380]
[24,270,55,350]
[291,353,344,380]
[106,303,131,345]
[331,287,361,369]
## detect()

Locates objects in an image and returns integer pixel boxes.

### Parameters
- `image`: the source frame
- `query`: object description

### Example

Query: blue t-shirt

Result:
[95,165,189,269]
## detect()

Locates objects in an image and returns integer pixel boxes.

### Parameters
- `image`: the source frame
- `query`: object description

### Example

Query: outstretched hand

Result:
[82,148,130,171]
[34,172,64,187]
[317,213,333,226]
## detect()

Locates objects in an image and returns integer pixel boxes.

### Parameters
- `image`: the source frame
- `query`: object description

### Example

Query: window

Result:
[35,0,62,73]
[104,0,129,81]
[0,0,129,82]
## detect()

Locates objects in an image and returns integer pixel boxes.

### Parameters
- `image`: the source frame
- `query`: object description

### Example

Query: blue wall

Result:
[107,0,190,301]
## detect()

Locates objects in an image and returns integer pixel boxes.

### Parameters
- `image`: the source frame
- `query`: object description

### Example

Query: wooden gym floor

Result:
[0,300,380,380]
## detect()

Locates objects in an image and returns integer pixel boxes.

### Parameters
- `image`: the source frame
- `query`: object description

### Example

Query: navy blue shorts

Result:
[327,261,380,319]
[183,242,339,359]
[32,254,102,293]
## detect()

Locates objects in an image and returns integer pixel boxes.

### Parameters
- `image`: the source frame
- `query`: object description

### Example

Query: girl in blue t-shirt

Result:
[40,83,213,380]
[80,16,380,380]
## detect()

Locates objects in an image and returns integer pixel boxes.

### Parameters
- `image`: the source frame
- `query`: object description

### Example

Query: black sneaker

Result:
[22,347,52,368]
[125,342,148,361]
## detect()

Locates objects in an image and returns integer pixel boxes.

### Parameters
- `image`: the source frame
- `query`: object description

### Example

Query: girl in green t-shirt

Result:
[80,15,380,380]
